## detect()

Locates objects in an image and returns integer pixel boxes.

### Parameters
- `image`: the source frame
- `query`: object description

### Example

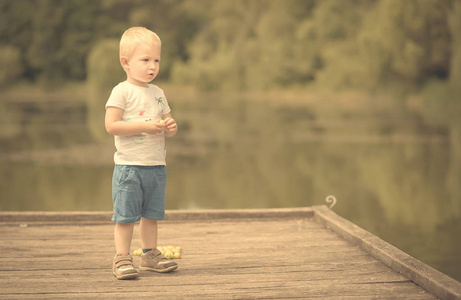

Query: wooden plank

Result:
[0,213,439,299]
[0,207,314,224]
[313,205,461,300]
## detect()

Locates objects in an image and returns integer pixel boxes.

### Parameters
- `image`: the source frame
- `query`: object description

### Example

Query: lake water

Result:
[0,90,460,281]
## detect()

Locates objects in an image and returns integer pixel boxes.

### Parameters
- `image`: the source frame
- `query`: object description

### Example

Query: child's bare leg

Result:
[114,222,135,255]
[140,217,158,250]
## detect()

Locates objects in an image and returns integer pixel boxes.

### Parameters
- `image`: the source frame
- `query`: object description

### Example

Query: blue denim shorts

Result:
[111,165,166,223]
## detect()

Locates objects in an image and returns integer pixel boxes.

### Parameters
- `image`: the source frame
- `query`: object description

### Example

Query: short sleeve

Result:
[105,83,126,110]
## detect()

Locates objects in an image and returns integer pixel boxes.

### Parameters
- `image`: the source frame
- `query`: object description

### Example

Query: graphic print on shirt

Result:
[156,97,166,110]
[122,96,164,145]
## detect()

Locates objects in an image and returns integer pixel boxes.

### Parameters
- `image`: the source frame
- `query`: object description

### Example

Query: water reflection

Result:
[0,162,113,211]
[0,95,460,281]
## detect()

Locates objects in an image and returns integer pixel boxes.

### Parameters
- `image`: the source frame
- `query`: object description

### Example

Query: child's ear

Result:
[120,57,129,69]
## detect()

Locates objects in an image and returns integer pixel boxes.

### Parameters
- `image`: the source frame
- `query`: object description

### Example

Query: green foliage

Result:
[0,46,23,87]
[0,0,458,93]
[171,0,317,90]
[87,39,125,90]
[86,39,125,142]
[447,0,461,89]
[357,0,450,89]
[127,0,200,80]
[170,0,454,92]
[304,0,372,90]
[26,0,102,85]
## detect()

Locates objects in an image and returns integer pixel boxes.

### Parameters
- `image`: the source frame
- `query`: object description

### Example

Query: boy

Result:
[105,27,178,280]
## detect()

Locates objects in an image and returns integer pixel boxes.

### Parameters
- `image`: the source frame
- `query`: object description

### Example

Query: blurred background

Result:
[1,0,460,281]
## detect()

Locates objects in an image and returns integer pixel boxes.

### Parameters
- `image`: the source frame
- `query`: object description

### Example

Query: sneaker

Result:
[139,249,178,273]
[113,254,138,280]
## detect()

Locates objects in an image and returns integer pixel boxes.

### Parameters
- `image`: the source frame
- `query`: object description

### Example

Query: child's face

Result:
[123,42,161,87]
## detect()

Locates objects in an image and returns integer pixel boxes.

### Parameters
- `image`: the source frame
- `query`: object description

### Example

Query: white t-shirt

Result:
[105,81,171,166]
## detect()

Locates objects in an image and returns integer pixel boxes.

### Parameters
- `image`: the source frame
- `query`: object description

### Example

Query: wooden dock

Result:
[0,206,460,299]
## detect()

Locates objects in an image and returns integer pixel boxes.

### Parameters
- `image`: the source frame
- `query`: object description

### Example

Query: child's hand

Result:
[163,117,177,136]
[144,121,166,134]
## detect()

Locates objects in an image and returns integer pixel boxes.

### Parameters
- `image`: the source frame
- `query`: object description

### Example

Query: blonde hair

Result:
[119,27,161,59]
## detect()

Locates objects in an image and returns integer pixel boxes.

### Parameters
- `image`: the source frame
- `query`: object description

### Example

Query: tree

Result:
[86,39,125,141]
[0,46,23,87]
[358,0,450,90]
[27,0,101,85]
[127,0,200,80]
[171,0,317,90]
[0,0,34,81]
[297,0,372,90]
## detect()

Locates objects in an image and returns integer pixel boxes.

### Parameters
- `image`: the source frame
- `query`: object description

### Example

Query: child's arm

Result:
[105,106,166,136]
[162,113,178,137]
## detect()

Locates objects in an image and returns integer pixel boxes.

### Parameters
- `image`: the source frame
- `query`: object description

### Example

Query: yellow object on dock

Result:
[132,246,182,259]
